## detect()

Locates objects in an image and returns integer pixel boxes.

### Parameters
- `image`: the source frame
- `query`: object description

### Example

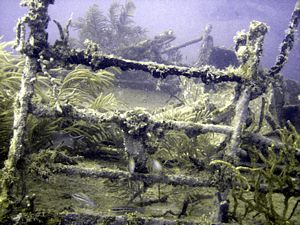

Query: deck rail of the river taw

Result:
[1,0,300,224]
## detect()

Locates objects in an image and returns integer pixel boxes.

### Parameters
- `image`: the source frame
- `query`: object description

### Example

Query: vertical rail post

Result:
[0,0,54,216]
[213,21,268,223]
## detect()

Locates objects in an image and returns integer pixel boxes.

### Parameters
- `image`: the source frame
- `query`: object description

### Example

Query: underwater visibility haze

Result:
[0,0,300,224]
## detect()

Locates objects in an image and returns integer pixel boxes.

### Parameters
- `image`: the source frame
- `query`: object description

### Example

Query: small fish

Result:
[112,206,144,214]
[71,192,96,208]
[128,157,135,174]
[152,159,162,173]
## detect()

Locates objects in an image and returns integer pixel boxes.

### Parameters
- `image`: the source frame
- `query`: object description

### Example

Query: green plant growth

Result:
[0,39,24,167]
[73,1,146,54]
[53,66,117,109]
[211,122,300,224]
[0,39,121,168]
[47,66,122,155]
[154,77,218,123]
[155,131,213,168]
[153,76,229,170]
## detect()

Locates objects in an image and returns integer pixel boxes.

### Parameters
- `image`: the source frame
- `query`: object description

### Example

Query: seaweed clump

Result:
[211,122,300,224]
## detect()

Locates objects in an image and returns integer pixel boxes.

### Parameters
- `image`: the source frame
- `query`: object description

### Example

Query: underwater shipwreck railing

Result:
[1,0,300,224]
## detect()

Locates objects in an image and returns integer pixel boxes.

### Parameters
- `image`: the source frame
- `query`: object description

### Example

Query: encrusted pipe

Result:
[227,87,251,161]
[268,0,300,76]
